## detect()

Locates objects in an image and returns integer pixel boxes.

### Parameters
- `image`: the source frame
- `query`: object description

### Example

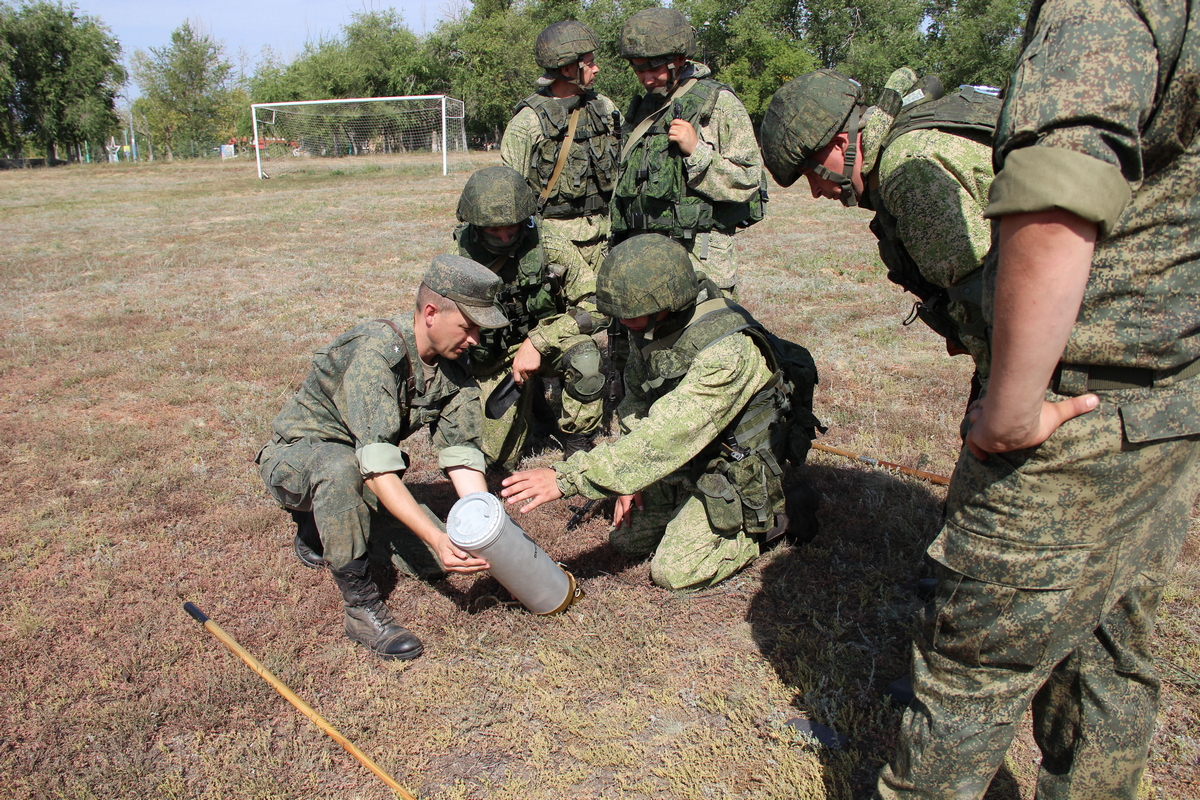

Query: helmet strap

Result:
[839,106,863,208]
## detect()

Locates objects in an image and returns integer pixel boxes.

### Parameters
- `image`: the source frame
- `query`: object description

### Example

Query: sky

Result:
[79,0,456,79]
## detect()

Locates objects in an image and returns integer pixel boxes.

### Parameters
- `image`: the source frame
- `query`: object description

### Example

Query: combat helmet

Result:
[457,166,537,228]
[619,8,695,69]
[536,21,600,86]
[597,234,699,320]
[761,69,867,205]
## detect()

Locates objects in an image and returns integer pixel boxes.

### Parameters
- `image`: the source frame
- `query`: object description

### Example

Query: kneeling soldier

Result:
[501,234,820,590]
[256,256,508,660]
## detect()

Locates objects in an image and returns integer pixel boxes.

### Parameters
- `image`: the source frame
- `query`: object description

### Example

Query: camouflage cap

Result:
[422,254,509,329]
[597,234,699,319]
[456,166,537,227]
[535,20,600,70]
[761,69,865,187]
[619,8,695,62]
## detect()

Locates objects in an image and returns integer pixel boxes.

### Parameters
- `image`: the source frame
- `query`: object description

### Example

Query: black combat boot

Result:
[328,558,424,661]
[290,510,325,569]
[560,431,594,461]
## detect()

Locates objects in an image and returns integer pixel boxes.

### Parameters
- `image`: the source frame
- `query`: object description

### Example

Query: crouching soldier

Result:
[454,165,609,468]
[256,256,508,660]
[501,234,821,590]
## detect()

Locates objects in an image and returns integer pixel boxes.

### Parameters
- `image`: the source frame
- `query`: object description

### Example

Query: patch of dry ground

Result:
[0,157,1196,799]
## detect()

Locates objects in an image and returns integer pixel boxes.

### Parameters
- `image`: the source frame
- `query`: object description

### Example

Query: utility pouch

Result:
[695,472,742,532]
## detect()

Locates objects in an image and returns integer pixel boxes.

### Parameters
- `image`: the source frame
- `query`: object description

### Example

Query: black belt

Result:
[1052,358,1200,394]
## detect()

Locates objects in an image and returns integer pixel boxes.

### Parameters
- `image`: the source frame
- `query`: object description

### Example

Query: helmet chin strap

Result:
[806,106,863,207]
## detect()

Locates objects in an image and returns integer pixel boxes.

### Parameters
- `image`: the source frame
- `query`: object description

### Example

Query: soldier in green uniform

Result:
[256,255,508,661]
[761,67,999,397]
[501,20,621,271]
[500,234,819,590]
[611,7,766,296]
[874,0,1200,797]
[454,165,608,468]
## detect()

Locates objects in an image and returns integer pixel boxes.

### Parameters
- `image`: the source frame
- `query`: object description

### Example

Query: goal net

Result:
[250,95,473,179]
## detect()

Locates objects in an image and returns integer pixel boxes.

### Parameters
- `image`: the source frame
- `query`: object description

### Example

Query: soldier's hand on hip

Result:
[668,119,699,156]
[511,338,543,385]
[965,393,1099,461]
[501,468,563,512]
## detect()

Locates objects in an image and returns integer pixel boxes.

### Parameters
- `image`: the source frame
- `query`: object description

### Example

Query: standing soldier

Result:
[761,66,999,402]
[873,0,1200,797]
[256,256,506,661]
[610,7,766,298]
[454,165,608,469]
[501,20,621,272]
[500,234,820,590]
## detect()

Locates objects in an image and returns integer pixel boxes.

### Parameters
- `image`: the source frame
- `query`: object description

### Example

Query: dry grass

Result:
[0,156,1196,800]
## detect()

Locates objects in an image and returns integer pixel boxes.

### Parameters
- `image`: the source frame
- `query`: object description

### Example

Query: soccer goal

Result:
[250,95,473,179]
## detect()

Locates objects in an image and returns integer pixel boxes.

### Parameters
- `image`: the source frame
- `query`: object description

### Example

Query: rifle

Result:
[566,498,599,531]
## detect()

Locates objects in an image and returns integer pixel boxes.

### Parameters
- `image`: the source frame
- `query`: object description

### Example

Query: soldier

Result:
[610,7,766,297]
[454,165,608,469]
[256,256,508,661]
[761,67,999,401]
[874,0,1200,798]
[501,20,621,271]
[500,234,819,590]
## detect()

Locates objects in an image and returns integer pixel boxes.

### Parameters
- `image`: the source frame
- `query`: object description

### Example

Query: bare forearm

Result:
[364,473,443,547]
[447,466,488,497]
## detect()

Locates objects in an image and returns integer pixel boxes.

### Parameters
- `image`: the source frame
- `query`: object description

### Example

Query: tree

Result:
[131,21,235,161]
[925,0,1027,89]
[0,1,125,161]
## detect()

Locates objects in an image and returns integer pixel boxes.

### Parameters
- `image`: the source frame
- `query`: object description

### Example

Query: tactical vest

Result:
[611,79,765,240]
[634,298,812,536]
[454,223,565,375]
[867,85,1002,350]
[513,91,619,219]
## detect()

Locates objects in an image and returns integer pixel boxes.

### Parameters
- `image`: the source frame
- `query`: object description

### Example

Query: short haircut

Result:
[416,282,458,315]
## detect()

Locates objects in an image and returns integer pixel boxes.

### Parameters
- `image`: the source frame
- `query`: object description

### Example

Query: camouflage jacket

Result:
[268,316,485,476]
[554,326,774,499]
[455,222,606,372]
[985,0,1200,426]
[501,89,622,235]
[860,110,995,374]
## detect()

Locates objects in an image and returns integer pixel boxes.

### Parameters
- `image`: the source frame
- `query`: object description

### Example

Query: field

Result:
[1,155,1197,800]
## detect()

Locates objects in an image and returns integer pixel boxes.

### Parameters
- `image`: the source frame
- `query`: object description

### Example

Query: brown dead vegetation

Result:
[0,157,1196,800]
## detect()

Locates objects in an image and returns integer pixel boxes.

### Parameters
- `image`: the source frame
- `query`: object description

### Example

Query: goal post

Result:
[249,95,473,179]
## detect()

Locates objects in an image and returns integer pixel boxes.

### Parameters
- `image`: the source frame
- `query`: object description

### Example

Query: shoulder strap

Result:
[373,318,416,396]
[620,78,700,162]
[539,107,580,210]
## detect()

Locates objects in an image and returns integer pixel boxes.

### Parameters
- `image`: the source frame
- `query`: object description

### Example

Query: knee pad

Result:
[561,340,605,402]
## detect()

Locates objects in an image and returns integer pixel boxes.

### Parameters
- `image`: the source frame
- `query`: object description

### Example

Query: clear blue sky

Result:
[79,0,450,74]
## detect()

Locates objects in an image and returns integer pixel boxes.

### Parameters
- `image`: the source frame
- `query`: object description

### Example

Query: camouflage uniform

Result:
[613,60,765,291]
[877,1,1200,798]
[501,91,622,270]
[456,221,607,469]
[257,315,485,572]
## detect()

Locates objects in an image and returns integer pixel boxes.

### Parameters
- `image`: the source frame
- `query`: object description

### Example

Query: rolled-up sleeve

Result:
[430,378,486,475]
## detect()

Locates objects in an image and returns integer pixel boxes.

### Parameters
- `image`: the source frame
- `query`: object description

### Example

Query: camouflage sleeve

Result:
[337,343,407,476]
[430,378,486,474]
[986,0,1155,235]
[526,228,611,355]
[685,89,764,204]
[878,130,994,287]
[553,333,774,499]
[500,107,540,181]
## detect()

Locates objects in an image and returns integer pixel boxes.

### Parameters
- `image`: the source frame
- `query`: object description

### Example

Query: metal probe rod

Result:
[183,602,417,800]
[811,442,951,485]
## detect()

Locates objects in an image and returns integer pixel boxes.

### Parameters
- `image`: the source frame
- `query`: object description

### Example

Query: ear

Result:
[422,302,439,328]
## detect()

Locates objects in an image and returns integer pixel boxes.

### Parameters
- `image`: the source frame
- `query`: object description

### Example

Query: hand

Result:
[500,468,564,513]
[965,393,1099,460]
[613,492,643,528]
[433,535,490,574]
[511,338,543,385]
[668,119,698,156]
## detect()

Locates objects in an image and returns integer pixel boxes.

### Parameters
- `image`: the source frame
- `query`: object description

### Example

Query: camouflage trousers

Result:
[541,212,609,271]
[681,228,738,294]
[877,386,1200,800]
[257,437,443,577]
[475,333,604,472]
[609,479,761,590]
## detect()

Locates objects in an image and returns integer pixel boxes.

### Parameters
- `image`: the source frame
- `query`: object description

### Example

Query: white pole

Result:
[251,104,264,179]
[441,95,448,176]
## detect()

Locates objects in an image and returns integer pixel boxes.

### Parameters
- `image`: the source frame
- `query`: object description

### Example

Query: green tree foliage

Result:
[925,0,1028,88]
[131,21,236,161]
[0,0,125,160]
